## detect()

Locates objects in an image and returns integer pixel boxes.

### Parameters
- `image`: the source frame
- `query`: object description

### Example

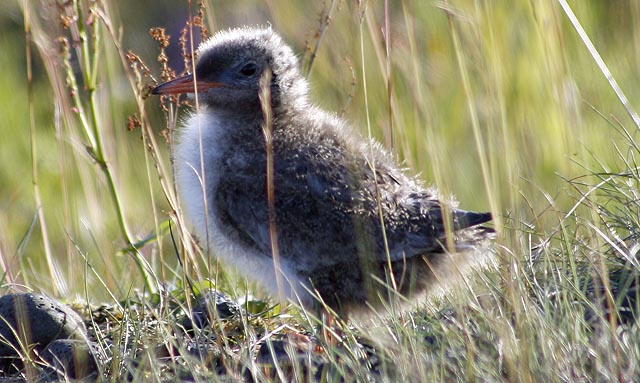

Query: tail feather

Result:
[453,210,492,230]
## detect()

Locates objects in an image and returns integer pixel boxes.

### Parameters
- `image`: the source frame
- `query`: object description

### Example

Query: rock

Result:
[181,290,242,331]
[41,339,104,379]
[0,293,87,357]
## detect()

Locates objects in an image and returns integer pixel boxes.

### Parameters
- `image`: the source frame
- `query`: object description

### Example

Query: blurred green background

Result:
[1,1,639,301]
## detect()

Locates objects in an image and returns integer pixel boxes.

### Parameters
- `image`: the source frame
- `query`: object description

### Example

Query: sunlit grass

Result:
[1,0,639,381]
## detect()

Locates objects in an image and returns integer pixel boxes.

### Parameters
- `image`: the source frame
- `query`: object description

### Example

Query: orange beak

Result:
[152,74,225,95]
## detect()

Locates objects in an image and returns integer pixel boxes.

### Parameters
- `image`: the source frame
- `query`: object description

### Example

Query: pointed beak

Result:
[152,74,225,95]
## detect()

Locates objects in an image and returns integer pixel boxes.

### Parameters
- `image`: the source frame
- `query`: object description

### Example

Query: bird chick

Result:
[153,27,493,318]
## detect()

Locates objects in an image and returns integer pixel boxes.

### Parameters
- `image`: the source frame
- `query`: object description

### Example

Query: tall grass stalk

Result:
[558,0,640,132]
[22,1,62,296]
[19,0,159,294]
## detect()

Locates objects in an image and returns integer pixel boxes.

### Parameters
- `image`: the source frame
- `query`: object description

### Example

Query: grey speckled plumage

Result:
[153,27,494,317]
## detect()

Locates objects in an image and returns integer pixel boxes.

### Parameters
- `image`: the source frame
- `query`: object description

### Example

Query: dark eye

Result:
[240,62,258,76]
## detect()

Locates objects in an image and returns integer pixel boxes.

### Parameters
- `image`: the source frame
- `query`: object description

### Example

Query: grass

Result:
[1,0,640,381]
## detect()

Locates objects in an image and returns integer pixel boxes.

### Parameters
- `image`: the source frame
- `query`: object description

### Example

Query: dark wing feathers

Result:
[387,192,491,261]
[214,132,491,264]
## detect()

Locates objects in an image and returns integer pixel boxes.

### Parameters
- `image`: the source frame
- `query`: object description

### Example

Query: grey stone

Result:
[0,293,86,357]
[41,339,104,379]
[182,290,242,332]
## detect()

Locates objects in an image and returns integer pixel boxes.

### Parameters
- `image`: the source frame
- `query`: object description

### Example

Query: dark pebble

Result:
[182,290,242,331]
[0,293,86,358]
[41,339,105,379]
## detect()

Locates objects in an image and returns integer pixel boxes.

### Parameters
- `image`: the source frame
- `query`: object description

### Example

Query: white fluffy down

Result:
[175,107,312,306]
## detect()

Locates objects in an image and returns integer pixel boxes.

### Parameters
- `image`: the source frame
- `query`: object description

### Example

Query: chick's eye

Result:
[240,63,258,76]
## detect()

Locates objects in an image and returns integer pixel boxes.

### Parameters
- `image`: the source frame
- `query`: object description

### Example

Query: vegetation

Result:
[1,0,639,381]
